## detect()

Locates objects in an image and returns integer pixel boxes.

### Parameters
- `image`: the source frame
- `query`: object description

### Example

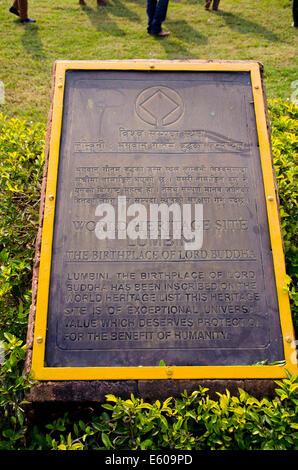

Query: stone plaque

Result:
[30,61,297,380]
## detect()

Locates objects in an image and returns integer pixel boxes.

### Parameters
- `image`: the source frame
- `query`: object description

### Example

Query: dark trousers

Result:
[205,0,220,10]
[293,0,298,27]
[147,0,169,33]
[12,0,28,20]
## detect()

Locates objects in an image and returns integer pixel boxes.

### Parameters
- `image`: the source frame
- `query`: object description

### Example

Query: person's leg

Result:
[18,0,36,22]
[9,0,20,16]
[147,0,158,32]
[16,0,27,20]
[205,1,212,10]
[149,0,169,33]
[9,0,35,21]
[293,0,298,27]
[212,0,220,11]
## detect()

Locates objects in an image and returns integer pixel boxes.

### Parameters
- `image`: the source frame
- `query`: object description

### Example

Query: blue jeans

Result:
[147,0,169,33]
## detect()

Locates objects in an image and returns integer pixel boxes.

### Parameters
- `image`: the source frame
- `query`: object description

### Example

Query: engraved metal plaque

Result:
[31,61,297,380]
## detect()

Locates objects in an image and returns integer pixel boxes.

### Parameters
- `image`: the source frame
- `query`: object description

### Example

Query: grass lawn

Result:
[0,0,297,123]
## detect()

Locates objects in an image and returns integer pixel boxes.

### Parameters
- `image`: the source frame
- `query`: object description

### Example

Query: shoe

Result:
[149,30,170,37]
[157,30,170,36]
[9,6,20,16]
[204,1,211,10]
[20,18,36,23]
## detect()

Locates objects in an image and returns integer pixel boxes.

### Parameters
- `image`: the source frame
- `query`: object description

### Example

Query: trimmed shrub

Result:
[268,100,298,331]
[0,114,45,339]
[0,335,297,450]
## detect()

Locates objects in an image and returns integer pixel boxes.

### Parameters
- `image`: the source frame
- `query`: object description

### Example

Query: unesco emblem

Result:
[135,86,184,127]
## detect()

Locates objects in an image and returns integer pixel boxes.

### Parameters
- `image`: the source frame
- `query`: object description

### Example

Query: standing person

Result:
[147,0,170,37]
[9,0,36,23]
[204,0,220,11]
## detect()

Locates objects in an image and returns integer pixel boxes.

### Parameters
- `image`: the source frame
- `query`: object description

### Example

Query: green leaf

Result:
[160,415,168,430]
[57,444,67,450]
[105,394,118,402]
[101,432,113,449]
[140,439,153,450]
[101,404,115,411]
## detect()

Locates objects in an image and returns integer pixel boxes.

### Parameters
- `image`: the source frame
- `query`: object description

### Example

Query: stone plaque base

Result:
[26,379,278,402]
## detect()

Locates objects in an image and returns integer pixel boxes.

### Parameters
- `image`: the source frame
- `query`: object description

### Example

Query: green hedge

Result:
[0,114,45,338]
[0,334,297,450]
[268,100,298,329]
[0,100,297,450]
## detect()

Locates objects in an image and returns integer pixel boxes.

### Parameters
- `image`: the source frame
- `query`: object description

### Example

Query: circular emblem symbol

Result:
[135,86,184,127]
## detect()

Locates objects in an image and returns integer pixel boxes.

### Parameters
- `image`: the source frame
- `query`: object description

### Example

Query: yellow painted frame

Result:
[31,60,297,380]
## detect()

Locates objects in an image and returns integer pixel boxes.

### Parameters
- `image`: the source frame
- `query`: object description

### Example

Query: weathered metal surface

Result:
[44,70,284,368]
